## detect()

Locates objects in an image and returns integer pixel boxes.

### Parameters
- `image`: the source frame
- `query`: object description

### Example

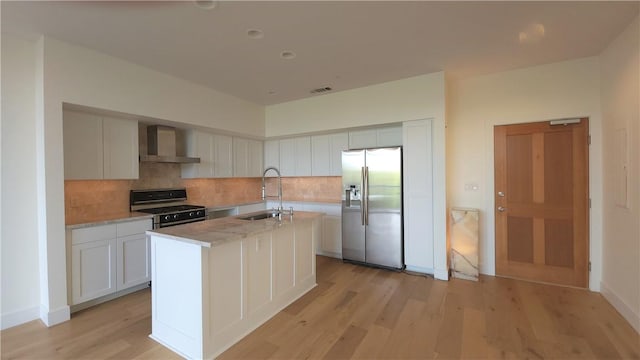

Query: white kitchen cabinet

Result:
[278,137,311,176]
[263,140,280,177]
[63,110,104,180]
[348,125,402,149]
[322,215,342,257]
[311,132,348,176]
[103,116,139,179]
[273,224,295,297]
[376,126,403,147]
[214,134,234,177]
[295,220,314,285]
[402,119,434,272]
[70,218,152,306]
[63,110,139,180]
[245,233,272,315]
[71,235,117,305]
[116,234,150,290]
[183,131,233,178]
[234,137,263,177]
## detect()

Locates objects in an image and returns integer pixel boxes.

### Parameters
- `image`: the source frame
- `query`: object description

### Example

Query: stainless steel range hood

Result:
[140,125,200,164]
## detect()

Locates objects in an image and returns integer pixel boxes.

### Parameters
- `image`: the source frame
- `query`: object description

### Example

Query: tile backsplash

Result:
[64,161,342,224]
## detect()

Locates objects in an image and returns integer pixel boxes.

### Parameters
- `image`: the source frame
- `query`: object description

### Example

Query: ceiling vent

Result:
[310,86,333,94]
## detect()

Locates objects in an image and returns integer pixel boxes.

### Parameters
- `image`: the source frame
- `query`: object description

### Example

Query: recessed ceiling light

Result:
[194,0,218,10]
[519,23,545,44]
[280,51,296,60]
[268,90,277,95]
[247,29,264,39]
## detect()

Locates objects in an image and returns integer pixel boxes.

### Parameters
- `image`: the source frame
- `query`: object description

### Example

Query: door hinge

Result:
[589,261,591,272]
[589,198,592,209]
[588,135,591,145]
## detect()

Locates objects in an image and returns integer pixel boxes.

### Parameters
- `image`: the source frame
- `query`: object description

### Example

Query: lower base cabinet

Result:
[69,218,152,306]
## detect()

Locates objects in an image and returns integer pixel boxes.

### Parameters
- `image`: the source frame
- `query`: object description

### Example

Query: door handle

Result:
[361,167,366,226]
[364,166,369,226]
[497,206,507,212]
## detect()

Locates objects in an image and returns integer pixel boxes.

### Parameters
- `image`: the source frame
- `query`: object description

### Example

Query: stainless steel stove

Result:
[130,188,206,228]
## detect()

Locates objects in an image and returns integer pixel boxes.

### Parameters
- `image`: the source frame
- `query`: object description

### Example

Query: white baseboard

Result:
[1,306,40,330]
[600,281,640,334]
[405,265,434,275]
[434,268,449,281]
[40,304,70,327]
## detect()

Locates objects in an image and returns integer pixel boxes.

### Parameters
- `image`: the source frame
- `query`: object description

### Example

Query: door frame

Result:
[483,116,597,290]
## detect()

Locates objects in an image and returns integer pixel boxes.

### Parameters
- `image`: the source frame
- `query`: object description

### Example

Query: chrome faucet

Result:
[262,167,283,214]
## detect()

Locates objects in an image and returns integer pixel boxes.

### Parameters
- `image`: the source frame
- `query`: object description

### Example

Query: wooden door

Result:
[494,119,589,287]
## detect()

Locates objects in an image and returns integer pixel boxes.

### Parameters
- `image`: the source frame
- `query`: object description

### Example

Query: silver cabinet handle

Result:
[364,166,369,225]
[497,206,506,212]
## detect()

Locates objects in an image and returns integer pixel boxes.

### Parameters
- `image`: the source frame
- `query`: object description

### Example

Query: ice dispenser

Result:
[344,184,361,207]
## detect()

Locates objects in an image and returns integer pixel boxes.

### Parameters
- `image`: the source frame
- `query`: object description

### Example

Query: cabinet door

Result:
[329,132,349,176]
[117,234,150,290]
[278,139,296,176]
[247,139,264,177]
[213,134,233,177]
[377,126,403,147]
[311,135,331,176]
[71,238,117,304]
[183,130,214,178]
[273,225,295,297]
[322,215,342,256]
[349,129,378,149]
[295,221,313,284]
[294,137,312,176]
[63,110,104,180]
[103,116,139,179]
[245,233,272,315]
[264,140,280,176]
[233,137,249,177]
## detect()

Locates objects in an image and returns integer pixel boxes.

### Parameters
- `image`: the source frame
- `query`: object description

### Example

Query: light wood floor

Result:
[2,256,638,359]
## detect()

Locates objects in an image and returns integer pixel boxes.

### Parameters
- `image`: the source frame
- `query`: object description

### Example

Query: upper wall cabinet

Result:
[182,130,233,178]
[263,140,280,177]
[279,137,311,177]
[311,132,349,176]
[348,125,402,149]
[234,137,263,177]
[63,110,139,180]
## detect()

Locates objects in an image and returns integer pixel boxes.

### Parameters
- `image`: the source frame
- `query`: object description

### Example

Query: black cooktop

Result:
[138,205,205,215]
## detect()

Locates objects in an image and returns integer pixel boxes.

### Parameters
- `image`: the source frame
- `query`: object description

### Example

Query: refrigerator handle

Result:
[364,166,369,225]
[361,166,366,226]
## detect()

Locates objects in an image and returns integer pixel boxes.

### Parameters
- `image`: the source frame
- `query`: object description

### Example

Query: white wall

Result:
[1,34,41,329]
[266,73,446,136]
[266,73,448,279]
[447,57,604,291]
[599,16,640,333]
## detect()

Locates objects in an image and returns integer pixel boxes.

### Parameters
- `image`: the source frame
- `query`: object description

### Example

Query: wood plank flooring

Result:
[2,256,638,359]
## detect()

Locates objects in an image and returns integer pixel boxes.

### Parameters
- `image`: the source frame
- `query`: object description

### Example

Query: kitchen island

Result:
[146,211,322,360]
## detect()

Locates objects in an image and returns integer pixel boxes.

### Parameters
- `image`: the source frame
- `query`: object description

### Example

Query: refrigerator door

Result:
[365,147,403,268]
[341,150,366,262]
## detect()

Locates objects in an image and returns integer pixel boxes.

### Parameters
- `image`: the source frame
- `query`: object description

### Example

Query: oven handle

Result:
[157,217,205,228]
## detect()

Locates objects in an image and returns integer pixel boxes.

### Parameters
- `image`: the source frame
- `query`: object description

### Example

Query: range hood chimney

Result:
[140,125,200,164]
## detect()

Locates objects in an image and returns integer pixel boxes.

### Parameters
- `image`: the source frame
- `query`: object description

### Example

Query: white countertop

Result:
[146,211,323,248]
[66,212,154,229]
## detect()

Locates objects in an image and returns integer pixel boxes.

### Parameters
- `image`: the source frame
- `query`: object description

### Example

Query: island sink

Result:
[238,210,280,221]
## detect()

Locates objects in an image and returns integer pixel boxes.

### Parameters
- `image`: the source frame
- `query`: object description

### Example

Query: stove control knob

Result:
[197,210,203,217]
[189,212,195,217]
[173,214,179,220]
[164,215,171,221]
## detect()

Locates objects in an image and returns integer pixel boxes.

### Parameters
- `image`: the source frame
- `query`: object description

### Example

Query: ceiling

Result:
[2,1,638,105]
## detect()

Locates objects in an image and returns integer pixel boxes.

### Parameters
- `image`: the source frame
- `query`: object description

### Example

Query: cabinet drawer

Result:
[71,224,117,245]
[117,219,152,237]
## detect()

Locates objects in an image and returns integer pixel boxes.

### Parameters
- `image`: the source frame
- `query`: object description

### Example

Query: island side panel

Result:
[150,235,204,360]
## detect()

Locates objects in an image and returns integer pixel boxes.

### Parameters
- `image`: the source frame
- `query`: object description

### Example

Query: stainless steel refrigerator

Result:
[342,147,403,269]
